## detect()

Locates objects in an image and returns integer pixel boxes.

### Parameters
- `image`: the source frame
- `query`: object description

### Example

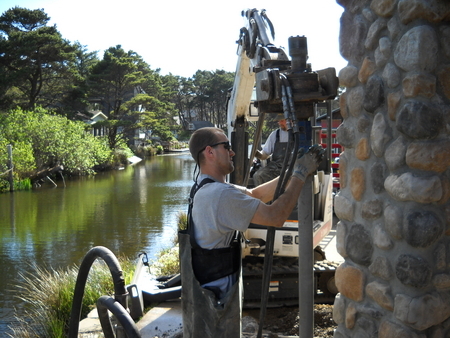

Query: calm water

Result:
[0,152,195,335]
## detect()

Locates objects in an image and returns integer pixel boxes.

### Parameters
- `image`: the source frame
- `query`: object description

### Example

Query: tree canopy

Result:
[0,7,78,110]
[0,7,236,149]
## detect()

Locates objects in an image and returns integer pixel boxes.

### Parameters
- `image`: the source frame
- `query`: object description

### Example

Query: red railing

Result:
[320,133,341,189]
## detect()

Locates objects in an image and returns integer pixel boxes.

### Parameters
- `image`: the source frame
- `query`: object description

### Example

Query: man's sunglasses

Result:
[209,141,232,151]
[198,141,232,155]
[196,141,232,165]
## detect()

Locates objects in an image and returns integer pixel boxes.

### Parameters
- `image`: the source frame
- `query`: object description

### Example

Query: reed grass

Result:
[14,178,32,190]
[177,211,188,231]
[150,246,180,277]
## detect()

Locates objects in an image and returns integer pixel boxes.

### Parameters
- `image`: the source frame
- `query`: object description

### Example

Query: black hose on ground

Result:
[68,246,134,338]
[97,296,141,338]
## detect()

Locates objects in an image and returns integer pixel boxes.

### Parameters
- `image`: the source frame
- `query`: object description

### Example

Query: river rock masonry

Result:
[333,0,450,337]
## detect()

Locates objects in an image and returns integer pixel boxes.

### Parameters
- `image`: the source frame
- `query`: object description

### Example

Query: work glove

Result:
[292,144,325,182]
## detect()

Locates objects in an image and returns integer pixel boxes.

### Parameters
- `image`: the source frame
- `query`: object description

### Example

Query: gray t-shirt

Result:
[191,174,260,297]
[192,174,260,249]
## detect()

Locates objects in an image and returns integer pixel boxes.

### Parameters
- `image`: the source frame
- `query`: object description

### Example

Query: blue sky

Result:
[1,0,347,78]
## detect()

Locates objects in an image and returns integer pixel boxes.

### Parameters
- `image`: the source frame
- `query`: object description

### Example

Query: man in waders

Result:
[253,114,292,186]
[180,127,324,337]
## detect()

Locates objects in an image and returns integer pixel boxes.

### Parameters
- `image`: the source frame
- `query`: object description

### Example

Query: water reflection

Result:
[0,153,195,334]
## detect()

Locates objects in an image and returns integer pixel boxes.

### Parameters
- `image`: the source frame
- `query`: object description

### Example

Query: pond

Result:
[0,152,195,335]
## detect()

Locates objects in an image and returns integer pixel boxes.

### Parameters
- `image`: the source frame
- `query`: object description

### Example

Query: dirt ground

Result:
[244,304,336,337]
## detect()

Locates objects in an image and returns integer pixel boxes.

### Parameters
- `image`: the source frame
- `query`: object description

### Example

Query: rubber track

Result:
[242,259,340,306]
[243,258,340,276]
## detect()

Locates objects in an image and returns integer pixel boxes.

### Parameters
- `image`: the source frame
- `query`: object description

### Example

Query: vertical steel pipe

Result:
[297,176,314,338]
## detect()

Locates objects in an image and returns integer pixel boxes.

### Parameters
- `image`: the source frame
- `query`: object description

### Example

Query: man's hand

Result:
[292,145,325,182]
[255,150,269,161]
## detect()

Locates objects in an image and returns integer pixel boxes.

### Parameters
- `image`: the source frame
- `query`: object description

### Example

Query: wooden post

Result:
[7,144,13,192]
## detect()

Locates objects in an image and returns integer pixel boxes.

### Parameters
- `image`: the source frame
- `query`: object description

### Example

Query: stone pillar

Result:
[333,1,450,337]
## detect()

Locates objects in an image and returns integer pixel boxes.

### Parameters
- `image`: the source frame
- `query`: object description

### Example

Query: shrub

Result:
[0,108,117,178]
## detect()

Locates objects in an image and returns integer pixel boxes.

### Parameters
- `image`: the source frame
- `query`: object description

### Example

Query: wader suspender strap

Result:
[187,178,214,249]
[187,178,240,285]
[275,128,295,146]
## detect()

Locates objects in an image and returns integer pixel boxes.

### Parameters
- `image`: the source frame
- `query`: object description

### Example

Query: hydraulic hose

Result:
[273,129,294,201]
[281,133,301,190]
[257,78,300,338]
[97,296,141,338]
[68,246,130,338]
[280,75,301,190]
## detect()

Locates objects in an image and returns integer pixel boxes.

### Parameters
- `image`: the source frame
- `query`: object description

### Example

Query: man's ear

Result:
[204,146,214,158]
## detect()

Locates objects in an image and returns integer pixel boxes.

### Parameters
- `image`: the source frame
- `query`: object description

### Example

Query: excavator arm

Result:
[227,9,289,127]
[227,8,338,186]
[226,8,340,338]
[227,9,291,185]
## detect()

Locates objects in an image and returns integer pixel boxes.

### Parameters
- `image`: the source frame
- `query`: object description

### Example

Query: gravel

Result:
[243,304,336,337]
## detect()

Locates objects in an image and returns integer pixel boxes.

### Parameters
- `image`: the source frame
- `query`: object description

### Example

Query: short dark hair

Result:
[189,127,225,165]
